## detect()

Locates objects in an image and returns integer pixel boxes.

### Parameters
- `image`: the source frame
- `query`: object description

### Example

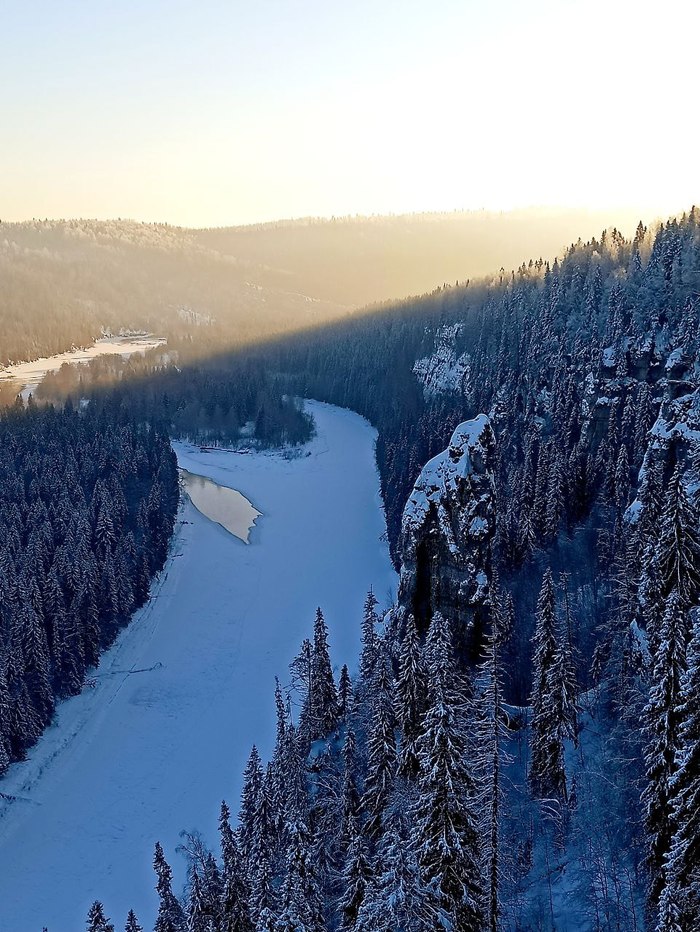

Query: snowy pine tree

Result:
[529,569,568,798]
[311,608,339,739]
[396,613,426,780]
[361,648,397,841]
[476,588,510,932]
[338,812,372,930]
[642,590,687,909]
[355,810,427,932]
[153,841,186,932]
[338,664,353,720]
[124,910,144,932]
[657,466,700,607]
[411,611,484,930]
[86,901,115,932]
[238,746,263,871]
[275,819,325,932]
[219,801,253,932]
[665,610,700,927]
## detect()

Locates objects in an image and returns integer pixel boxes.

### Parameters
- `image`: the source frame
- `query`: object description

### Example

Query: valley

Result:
[0,401,396,932]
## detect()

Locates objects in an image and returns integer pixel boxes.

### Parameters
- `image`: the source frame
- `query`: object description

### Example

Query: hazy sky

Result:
[1,0,698,227]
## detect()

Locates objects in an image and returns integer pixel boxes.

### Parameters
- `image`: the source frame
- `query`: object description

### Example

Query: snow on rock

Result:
[665,345,686,371]
[397,414,495,641]
[413,324,471,397]
[0,400,397,932]
[631,357,700,528]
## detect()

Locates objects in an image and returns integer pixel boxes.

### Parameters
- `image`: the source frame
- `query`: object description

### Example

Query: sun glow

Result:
[1,0,698,226]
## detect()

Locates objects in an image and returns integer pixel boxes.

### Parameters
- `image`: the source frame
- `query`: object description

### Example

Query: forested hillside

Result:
[0,400,178,772]
[0,218,343,366]
[0,208,639,367]
[34,347,314,448]
[268,211,700,564]
[79,208,700,931]
[194,207,641,307]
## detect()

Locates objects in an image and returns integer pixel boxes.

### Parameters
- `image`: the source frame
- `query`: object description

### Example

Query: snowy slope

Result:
[0,400,396,932]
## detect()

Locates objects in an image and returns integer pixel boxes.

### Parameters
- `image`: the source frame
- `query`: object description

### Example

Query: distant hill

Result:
[1,208,647,366]
[0,218,342,366]
[195,207,646,306]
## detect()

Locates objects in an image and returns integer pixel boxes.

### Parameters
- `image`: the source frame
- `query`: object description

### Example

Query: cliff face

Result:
[413,324,472,399]
[629,357,700,525]
[397,414,496,648]
[645,353,700,463]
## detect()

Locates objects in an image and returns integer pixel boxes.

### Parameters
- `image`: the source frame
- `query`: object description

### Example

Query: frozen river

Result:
[0,333,166,398]
[0,400,396,932]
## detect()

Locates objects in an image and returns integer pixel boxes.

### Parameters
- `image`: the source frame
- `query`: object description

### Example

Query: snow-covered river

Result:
[0,400,397,932]
[0,333,166,398]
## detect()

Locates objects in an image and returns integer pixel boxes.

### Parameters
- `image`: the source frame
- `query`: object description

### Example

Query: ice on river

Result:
[0,400,397,932]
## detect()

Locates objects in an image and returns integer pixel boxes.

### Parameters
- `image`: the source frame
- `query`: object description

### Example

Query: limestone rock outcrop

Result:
[397,414,496,646]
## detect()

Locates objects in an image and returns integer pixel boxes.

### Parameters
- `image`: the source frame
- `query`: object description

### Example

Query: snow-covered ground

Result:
[0,400,396,932]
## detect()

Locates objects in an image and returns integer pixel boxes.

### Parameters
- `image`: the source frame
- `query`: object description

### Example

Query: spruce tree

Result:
[186,871,211,932]
[338,663,353,720]
[153,841,186,932]
[358,589,380,694]
[310,608,339,740]
[642,590,687,909]
[411,611,484,930]
[124,910,143,932]
[356,811,427,932]
[657,467,700,606]
[396,614,426,780]
[665,611,700,927]
[238,746,263,870]
[86,901,115,932]
[529,569,568,798]
[361,649,397,841]
[219,802,253,932]
[656,884,684,932]
[275,819,325,932]
[477,595,509,932]
[340,729,362,851]
[338,813,372,930]
[0,665,11,774]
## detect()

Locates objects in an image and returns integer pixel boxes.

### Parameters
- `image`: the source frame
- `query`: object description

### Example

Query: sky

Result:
[0,0,698,227]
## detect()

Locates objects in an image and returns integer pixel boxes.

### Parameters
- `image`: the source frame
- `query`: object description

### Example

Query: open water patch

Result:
[180,469,261,543]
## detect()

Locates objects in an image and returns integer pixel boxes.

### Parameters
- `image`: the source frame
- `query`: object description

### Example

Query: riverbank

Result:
[0,400,396,931]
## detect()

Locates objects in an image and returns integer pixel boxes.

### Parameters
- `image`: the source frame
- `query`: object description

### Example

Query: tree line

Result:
[0,398,178,771]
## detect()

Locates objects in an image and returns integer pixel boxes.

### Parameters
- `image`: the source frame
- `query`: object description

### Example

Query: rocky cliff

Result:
[397,414,496,651]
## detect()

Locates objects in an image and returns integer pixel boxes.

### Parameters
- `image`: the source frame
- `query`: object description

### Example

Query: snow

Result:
[649,393,700,445]
[630,620,651,665]
[400,415,491,563]
[665,346,685,370]
[413,325,471,397]
[625,498,643,524]
[469,516,488,535]
[403,414,490,526]
[177,307,215,326]
[0,334,166,397]
[0,400,396,932]
[602,345,616,367]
